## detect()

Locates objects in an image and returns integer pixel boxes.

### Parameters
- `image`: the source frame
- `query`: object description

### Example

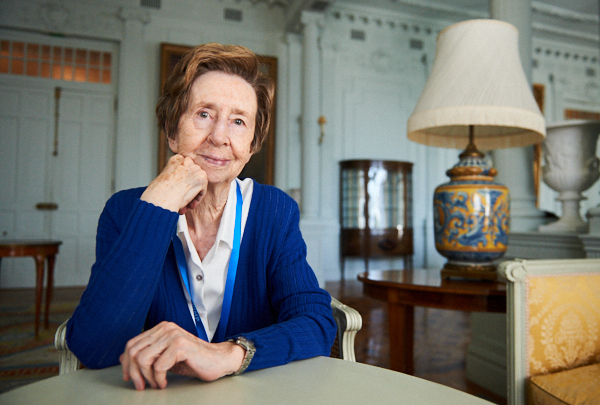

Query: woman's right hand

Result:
[140,154,207,214]
[119,322,245,390]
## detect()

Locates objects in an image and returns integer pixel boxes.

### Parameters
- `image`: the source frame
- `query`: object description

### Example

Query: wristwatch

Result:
[228,336,255,376]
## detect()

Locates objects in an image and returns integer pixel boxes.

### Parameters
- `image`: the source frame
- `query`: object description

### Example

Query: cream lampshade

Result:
[407,19,546,280]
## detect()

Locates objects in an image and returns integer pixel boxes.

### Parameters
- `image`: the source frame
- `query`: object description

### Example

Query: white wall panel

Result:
[52,212,78,237]
[15,211,45,238]
[0,212,15,238]
[17,118,49,204]
[0,116,18,206]
[54,238,77,285]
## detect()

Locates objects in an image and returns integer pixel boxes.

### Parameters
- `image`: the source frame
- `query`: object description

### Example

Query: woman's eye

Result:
[199,111,209,118]
[234,118,244,126]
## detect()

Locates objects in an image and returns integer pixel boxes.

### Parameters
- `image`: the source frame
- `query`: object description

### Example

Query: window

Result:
[0,39,112,84]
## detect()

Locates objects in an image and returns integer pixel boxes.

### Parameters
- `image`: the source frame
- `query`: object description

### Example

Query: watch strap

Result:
[228,336,255,376]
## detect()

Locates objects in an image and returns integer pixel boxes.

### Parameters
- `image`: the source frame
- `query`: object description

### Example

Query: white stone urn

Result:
[539,120,600,233]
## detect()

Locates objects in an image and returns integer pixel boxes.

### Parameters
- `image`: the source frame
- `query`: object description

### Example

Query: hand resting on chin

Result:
[140,154,208,215]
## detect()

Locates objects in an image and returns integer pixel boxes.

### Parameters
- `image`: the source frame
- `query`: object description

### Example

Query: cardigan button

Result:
[196,274,203,281]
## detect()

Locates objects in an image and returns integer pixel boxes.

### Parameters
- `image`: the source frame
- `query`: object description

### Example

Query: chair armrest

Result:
[54,319,81,375]
[331,298,363,362]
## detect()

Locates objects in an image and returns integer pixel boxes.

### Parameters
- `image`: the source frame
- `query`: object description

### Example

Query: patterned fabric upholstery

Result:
[525,273,600,405]
[528,362,600,404]
[526,273,600,377]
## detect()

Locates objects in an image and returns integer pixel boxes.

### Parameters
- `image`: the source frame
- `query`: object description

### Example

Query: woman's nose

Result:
[208,117,229,145]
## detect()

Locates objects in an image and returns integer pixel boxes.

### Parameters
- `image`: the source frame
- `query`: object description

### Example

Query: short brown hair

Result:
[156,43,274,153]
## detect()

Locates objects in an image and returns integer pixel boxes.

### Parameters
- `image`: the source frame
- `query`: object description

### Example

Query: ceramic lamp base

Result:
[433,138,509,282]
[441,262,498,281]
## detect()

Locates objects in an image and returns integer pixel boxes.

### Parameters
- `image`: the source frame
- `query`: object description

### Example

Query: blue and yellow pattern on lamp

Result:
[434,154,509,280]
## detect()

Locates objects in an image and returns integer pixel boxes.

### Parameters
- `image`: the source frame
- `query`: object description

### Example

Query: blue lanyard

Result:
[172,182,243,342]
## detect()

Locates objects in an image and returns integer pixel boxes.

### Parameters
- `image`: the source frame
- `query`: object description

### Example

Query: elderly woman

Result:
[66,43,336,390]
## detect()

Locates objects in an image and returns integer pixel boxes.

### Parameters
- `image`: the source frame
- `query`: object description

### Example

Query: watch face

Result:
[238,337,255,353]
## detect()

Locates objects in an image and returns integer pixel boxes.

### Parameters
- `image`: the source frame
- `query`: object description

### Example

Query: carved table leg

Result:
[45,254,56,329]
[387,290,414,374]
[33,255,46,337]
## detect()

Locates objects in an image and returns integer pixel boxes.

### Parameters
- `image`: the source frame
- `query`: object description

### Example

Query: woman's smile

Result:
[201,154,230,166]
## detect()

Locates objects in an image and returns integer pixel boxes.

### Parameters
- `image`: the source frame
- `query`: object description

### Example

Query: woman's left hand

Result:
[119,322,245,390]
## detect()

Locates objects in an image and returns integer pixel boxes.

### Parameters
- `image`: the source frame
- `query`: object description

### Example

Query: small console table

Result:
[0,240,62,336]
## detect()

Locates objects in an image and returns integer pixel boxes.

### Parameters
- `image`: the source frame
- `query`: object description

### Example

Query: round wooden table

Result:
[0,357,494,404]
[0,240,62,336]
[358,269,506,374]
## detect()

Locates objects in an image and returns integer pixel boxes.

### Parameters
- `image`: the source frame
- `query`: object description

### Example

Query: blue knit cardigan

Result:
[66,181,336,372]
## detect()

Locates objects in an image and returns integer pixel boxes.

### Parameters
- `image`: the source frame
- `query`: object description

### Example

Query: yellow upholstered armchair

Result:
[55,297,362,374]
[499,258,600,405]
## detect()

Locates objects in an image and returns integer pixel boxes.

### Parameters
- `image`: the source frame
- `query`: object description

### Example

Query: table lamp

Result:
[407,19,546,280]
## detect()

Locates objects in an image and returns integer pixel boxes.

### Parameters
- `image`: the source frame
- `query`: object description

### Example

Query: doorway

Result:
[0,29,118,288]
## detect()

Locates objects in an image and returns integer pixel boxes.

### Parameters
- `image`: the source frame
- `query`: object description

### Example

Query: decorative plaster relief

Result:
[236,0,289,8]
[384,0,483,20]
[533,41,600,104]
[3,0,123,41]
[370,49,392,73]
[118,6,151,25]
[533,22,599,47]
[563,83,600,105]
[330,9,438,37]
[532,1,598,25]
[534,44,599,65]
[39,1,69,32]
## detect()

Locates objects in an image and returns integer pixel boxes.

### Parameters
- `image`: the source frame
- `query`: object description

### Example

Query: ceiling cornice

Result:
[533,22,600,46]
[532,1,599,24]
[385,0,484,19]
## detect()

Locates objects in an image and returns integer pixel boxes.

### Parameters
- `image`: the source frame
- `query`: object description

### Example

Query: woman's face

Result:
[169,71,257,187]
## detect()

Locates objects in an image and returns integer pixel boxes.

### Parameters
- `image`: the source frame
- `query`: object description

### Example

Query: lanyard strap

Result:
[172,182,243,342]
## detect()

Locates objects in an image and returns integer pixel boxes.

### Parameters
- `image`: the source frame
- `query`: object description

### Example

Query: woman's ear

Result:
[168,133,178,154]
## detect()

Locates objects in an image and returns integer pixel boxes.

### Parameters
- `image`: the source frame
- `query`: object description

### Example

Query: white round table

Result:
[0,357,493,404]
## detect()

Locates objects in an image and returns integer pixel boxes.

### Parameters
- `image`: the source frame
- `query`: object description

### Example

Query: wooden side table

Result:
[0,240,62,337]
[358,269,506,374]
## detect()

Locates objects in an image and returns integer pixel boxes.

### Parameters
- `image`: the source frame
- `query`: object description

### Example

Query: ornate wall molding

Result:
[532,1,598,25]
[382,0,484,20]
[0,0,123,41]
[505,232,586,261]
[370,49,393,73]
[325,1,598,49]
[533,22,599,47]
[39,1,70,32]
[238,0,290,8]
[327,3,451,37]
[118,6,151,25]
[533,40,599,64]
